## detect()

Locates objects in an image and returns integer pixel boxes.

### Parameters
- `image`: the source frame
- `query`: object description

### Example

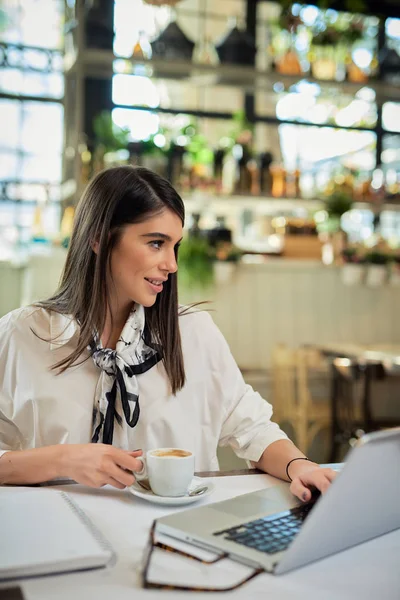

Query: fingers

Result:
[127,450,143,457]
[107,461,136,487]
[290,468,337,502]
[91,447,143,487]
[111,448,144,473]
[105,477,126,490]
[290,480,314,503]
[322,468,337,482]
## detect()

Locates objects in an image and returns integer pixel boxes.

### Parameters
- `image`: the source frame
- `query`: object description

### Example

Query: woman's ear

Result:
[92,240,100,254]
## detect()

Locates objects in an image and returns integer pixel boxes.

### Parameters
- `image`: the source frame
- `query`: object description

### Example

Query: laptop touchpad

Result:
[211,487,295,519]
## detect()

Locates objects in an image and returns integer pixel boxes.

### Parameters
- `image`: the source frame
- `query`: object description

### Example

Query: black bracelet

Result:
[286,457,310,482]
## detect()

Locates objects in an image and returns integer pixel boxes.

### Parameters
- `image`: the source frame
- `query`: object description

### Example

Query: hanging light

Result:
[143,0,183,6]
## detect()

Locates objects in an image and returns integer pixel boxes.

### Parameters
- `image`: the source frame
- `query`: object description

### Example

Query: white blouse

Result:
[0,306,287,471]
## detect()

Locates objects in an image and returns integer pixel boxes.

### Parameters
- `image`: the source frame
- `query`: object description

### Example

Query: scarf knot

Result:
[92,348,118,375]
[90,304,162,446]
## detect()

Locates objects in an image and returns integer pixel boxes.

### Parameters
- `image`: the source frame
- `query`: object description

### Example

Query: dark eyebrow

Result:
[141,232,183,243]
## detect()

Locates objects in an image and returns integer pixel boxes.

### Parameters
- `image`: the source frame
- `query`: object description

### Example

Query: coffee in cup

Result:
[135,448,194,497]
[151,449,191,458]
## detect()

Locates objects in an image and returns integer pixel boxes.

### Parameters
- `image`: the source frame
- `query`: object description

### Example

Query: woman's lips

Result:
[145,278,164,293]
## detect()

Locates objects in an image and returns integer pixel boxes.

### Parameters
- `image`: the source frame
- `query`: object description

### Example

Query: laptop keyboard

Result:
[213,502,315,555]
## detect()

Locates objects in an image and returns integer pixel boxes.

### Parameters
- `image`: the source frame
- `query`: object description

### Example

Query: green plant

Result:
[337,18,365,45]
[141,135,164,156]
[214,241,242,263]
[312,25,340,47]
[177,236,214,289]
[325,190,353,218]
[129,135,164,157]
[364,250,391,266]
[341,246,364,264]
[276,0,366,10]
[93,111,130,153]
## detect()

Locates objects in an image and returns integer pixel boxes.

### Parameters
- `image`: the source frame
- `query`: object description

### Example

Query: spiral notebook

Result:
[0,490,115,580]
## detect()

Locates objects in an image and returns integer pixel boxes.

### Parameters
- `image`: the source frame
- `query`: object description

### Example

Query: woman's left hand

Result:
[289,464,337,502]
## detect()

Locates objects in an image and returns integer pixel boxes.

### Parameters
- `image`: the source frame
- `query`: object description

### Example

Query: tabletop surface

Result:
[1,470,399,600]
[319,342,400,365]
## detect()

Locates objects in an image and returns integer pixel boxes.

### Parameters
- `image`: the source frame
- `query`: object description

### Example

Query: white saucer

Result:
[129,476,214,506]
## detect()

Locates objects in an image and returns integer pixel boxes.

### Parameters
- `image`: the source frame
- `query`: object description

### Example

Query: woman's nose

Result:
[162,251,178,274]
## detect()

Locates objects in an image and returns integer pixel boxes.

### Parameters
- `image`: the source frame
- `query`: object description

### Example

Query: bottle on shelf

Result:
[385,168,400,200]
[235,151,252,195]
[248,159,260,196]
[275,48,303,75]
[132,30,152,60]
[221,151,238,195]
[285,169,298,198]
[354,172,372,202]
[167,143,186,189]
[369,168,386,209]
[188,213,202,239]
[213,148,225,194]
[193,36,219,65]
[298,171,315,199]
[259,152,273,196]
[270,163,286,198]
[233,134,253,195]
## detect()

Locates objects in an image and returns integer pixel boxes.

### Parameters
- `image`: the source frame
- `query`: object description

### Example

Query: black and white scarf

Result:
[90,304,161,446]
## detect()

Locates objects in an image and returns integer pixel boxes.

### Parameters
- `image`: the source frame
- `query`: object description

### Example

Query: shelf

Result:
[182,192,400,214]
[183,193,323,215]
[67,50,400,104]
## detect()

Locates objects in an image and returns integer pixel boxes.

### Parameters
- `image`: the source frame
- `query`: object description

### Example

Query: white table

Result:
[1,474,399,600]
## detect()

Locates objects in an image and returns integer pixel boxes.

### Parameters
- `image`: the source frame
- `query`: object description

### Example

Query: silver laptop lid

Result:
[156,428,400,574]
[276,427,400,573]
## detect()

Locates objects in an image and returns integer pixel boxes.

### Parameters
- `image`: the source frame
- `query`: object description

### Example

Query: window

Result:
[0,0,64,259]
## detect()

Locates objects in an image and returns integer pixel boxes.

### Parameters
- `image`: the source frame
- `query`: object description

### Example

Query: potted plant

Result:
[177,235,214,293]
[364,248,391,287]
[325,189,353,222]
[128,134,168,177]
[336,17,368,82]
[272,8,304,76]
[213,241,242,284]
[92,111,130,172]
[389,252,400,287]
[340,245,365,286]
[310,24,340,80]
[319,189,353,264]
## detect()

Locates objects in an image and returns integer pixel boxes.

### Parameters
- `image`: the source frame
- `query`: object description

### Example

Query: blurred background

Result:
[1,0,400,467]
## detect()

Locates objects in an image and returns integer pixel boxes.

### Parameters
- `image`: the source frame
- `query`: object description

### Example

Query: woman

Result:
[0,166,335,500]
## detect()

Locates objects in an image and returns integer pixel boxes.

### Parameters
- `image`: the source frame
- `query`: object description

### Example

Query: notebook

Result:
[155,428,400,575]
[0,490,115,580]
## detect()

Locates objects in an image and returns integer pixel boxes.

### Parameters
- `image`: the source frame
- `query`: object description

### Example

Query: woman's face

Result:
[108,208,183,311]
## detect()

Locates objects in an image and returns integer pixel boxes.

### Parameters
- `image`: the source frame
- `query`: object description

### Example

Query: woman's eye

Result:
[149,240,163,249]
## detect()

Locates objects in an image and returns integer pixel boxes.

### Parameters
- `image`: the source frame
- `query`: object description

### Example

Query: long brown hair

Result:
[38,165,186,394]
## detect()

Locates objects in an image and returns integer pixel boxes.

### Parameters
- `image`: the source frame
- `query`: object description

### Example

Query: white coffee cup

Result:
[135,448,195,497]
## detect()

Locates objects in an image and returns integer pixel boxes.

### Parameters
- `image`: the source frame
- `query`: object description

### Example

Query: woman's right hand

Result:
[0,444,144,488]
[60,444,144,489]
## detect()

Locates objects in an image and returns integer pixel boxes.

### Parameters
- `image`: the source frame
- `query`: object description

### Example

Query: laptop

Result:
[156,428,400,574]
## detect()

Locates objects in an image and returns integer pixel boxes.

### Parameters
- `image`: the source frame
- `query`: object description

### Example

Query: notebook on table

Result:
[0,490,114,581]
[155,428,400,575]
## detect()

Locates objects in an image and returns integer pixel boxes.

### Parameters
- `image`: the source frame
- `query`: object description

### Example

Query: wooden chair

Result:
[329,357,400,461]
[271,344,331,455]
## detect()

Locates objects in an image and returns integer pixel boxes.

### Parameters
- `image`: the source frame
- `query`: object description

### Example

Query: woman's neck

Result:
[101,302,133,349]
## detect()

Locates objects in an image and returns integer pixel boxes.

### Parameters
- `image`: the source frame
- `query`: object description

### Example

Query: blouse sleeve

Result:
[203,312,288,462]
[0,312,24,454]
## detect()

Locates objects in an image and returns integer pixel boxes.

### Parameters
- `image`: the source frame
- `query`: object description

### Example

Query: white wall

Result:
[2,254,399,370]
[180,261,400,369]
